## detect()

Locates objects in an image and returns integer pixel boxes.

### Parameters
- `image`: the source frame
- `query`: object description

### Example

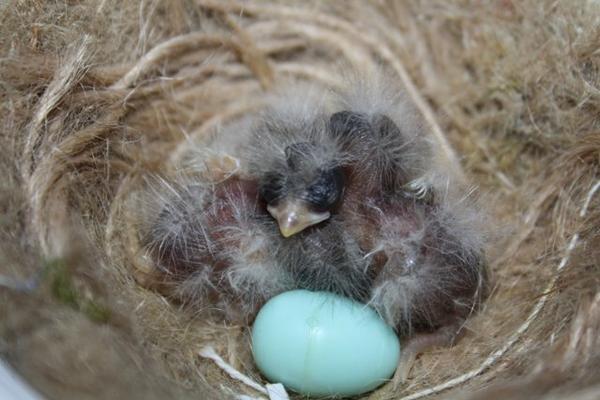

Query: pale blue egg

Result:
[252,290,400,397]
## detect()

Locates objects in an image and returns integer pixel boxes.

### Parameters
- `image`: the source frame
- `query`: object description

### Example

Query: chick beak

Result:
[267,200,330,237]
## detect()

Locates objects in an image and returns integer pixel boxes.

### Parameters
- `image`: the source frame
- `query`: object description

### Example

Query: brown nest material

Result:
[2,1,600,399]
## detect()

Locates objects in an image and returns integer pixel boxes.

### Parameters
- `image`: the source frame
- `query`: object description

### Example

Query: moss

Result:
[45,258,112,324]
[81,299,112,324]
[46,259,79,308]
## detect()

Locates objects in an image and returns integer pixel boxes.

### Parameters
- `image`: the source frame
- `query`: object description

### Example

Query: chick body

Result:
[140,77,488,338]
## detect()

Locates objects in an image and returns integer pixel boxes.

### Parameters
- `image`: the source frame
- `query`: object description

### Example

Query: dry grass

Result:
[1,1,600,399]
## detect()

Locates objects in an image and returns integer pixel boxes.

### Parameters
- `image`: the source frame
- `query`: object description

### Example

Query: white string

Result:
[397,179,600,400]
[199,346,289,400]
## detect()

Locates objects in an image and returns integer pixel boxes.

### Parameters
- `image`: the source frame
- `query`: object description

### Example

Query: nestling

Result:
[139,75,489,380]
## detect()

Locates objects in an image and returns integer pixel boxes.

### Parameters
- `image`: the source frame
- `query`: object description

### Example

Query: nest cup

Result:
[1,1,600,399]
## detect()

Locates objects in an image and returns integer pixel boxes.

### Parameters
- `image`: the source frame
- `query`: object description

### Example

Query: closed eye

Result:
[259,173,285,204]
[304,167,344,211]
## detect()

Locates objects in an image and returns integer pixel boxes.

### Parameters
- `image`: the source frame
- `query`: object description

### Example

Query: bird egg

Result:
[251,290,400,397]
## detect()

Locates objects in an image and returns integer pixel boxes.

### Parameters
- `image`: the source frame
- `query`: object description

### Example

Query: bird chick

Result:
[139,76,489,378]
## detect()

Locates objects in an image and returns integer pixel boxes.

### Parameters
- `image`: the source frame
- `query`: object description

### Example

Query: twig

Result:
[111,33,227,90]
[24,35,91,177]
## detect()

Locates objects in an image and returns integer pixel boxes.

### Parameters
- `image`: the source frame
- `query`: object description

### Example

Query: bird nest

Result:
[2,1,600,399]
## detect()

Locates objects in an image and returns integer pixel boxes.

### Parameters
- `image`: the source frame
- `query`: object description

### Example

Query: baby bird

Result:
[140,77,488,380]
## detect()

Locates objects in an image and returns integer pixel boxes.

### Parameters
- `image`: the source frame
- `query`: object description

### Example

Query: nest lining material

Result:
[1,1,600,399]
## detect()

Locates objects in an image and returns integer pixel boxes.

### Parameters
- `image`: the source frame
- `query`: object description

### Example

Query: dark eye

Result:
[259,173,284,204]
[305,167,344,211]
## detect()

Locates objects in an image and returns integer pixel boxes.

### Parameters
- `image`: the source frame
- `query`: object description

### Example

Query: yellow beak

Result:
[267,200,330,237]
